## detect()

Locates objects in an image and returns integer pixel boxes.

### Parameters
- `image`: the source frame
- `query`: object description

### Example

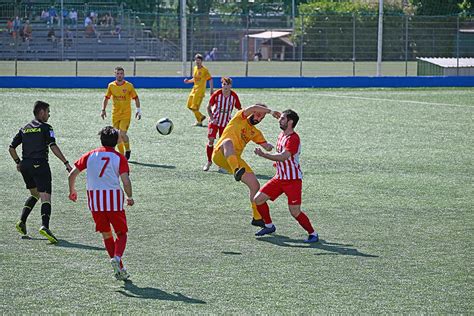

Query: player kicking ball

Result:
[68,126,134,280]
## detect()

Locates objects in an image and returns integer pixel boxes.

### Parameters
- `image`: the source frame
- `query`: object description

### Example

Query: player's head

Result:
[194,54,203,66]
[33,100,50,122]
[279,109,299,130]
[248,103,267,125]
[221,77,232,92]
[99,126,119,147]
[114,66,125,82]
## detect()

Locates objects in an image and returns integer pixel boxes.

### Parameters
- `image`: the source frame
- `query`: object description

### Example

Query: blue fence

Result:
[0,76,473,89]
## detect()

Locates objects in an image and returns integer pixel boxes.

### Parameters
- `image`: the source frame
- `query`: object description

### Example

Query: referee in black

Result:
[9,101,72,244]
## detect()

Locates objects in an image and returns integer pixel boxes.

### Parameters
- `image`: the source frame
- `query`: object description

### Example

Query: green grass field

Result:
[1,87,472,313]
[0,60,418,77]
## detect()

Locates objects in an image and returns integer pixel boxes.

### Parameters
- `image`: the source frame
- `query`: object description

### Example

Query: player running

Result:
[68,126,134,280]
[212,104,280,227]
[203,77,241,171]
[184,54,214,126]
[253,109,319,242]
[9,100,72,243]
[101,66,141,160]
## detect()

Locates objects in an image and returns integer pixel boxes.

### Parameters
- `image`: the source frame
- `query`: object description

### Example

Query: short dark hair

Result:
[33,101,50,116]
[283,109,299,128]
[194,54,203,61]
[99,126,119,147]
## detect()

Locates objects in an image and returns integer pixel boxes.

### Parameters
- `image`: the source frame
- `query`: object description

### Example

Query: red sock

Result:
[103,237,115,258]
[256,202,272,224]
[114,232,127,258]
[295,212,315,234]
[206,145,213,162]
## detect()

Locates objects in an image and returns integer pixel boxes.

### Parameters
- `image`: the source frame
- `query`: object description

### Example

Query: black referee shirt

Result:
[10,119,57,160]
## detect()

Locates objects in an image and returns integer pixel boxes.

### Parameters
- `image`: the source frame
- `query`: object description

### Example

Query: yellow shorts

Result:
[112,115,131,132]
[187,94,204,111]
[212,146,253,174]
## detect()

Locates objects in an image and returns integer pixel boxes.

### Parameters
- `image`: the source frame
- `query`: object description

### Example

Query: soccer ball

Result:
[156,118,173,135]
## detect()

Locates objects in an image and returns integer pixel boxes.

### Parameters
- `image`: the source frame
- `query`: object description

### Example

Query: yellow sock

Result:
[252,202,262,220]
[193,110,204,122]
[117,142,125,155]
[124,142,130,152]
[226,154,239,171]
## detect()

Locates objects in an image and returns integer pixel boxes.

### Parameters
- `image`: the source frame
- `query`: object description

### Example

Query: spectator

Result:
[13,16,21,41]
[47,27,57,46]
[111,24,122,40]
[84,15,92,27]
[48,6,57,25]
[85,21,101,43]
[204,51,211,61]
[22,20,32,49]
[41,9,49,23]
[6,18,13,36]
[69,9,77,26]
[209,47,217,61]
[254,49,262,61]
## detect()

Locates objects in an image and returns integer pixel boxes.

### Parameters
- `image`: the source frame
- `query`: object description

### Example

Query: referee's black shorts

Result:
[19,159,52,194]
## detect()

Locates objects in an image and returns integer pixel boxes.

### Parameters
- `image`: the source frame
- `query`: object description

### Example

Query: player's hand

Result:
[65,163,72,173]
[183,78,190,84]
[254,147,265,157]
[135,108,142,120]
[271,111,281,119]
[127,197,134,206]
[262,143,274,151]
[69,191,77,202]
[100,109,106,119]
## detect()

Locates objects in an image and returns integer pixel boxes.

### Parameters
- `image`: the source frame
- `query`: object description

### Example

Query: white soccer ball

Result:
[156,118,173,135]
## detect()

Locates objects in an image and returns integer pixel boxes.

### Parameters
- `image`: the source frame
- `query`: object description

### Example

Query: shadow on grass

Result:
[256,234,378,258]
[55,239,105,251]
[255,174,272,181]
[222,251,242,255]
[129,161,176,169]
[117,280,206,303]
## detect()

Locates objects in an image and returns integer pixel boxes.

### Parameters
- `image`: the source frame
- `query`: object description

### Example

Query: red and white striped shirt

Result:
[274,131,303,180]
[74,146,130,212]
[209,90,242,128]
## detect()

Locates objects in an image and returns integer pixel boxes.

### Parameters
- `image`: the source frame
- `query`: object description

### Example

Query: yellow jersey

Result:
[190,65,212,97]
[215,110,267,156]
[105,80,138,116]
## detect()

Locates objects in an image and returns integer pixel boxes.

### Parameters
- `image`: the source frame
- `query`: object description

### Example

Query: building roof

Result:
[248,31,291,39]
[418,57,474,68]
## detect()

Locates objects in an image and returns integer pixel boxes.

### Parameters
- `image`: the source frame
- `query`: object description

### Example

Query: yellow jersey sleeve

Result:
[251,128,266,144]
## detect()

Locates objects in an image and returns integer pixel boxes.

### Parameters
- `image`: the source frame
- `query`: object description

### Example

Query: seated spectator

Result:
[48,6,57,25]
[22,20,32,42]
[85,22,101,43]
[47,27,57,45]
[64,27,73,48]
[69,9,77,26]
[84,15,92,27]
[12,16,21,40]
[209,47,217,61]
[111,24,121,40]
[204,51,211,61]
[254,49,262,61]
[41,9,49,23]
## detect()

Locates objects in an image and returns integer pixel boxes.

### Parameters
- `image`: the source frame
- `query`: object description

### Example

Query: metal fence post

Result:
[405,15,408,77]
[299,14,303,77]
[75,21,78,76]
[352,12,356,77]
[245,13,249,77]
[456,16,460,76]
[189,14,194,77]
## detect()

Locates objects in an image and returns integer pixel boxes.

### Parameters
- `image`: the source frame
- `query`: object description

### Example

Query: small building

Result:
[246,30,294,61]
[417,57,474,76]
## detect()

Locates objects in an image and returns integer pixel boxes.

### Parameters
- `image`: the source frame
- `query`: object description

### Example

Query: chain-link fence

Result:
[1,4,473,77]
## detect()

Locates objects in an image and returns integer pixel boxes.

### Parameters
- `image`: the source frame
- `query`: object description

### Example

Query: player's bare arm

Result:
[8,146,21,172]
[101,97,108,119]
[135,97,142,120]
[50,144,72,172]
[120,172,134,206]
[243,104,281,119]
[209,79,214,95]
[255,148,291,161]
[67,166,81,201]
[184,78,194,84]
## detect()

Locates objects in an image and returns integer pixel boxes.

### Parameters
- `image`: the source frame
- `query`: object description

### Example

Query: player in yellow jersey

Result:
[101,66,141,160]
[212,104,281,227]
[184,54,214,126]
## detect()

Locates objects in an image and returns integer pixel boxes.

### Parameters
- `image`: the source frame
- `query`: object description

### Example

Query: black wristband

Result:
[14,158,21,164]
[64,161,69,165]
